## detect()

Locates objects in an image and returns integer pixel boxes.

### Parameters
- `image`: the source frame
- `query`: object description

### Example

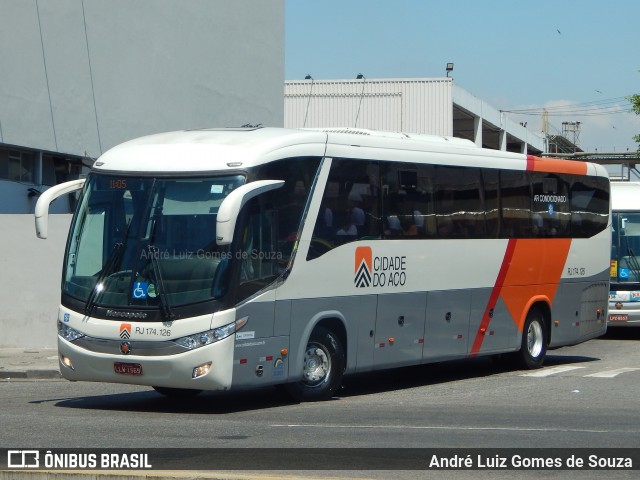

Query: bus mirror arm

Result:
[34,179,86,239]
[216,180,285,246]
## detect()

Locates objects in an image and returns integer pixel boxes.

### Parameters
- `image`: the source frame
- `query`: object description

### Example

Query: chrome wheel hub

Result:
[302,343,330,386]
[527,320,543,358]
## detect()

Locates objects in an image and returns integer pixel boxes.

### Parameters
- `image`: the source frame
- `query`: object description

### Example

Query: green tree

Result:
[630,94,640,149]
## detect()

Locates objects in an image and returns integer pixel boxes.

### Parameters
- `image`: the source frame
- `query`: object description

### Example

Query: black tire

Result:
[281,326,345,402]
[152,386,203,398]
[516,307,547,369]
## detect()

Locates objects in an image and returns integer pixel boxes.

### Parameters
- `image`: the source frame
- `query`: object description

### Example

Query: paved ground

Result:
[0,347,60,379]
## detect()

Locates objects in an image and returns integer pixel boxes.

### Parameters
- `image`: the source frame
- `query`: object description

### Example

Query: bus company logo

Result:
[354,246,407,288]
[354,247,373,288]
[119,324,131,339]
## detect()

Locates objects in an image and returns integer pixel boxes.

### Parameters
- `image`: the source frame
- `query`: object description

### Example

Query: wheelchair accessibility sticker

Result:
[132,282,149,299]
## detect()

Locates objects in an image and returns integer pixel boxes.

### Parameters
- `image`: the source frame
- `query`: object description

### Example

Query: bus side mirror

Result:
[216,180,284,246]
[34,179,86,239]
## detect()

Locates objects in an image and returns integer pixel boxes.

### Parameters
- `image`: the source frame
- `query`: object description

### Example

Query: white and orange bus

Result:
[35,127,610,400]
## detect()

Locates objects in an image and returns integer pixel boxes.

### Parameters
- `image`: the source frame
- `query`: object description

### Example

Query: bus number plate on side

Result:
[114,362,143,376]
[609,314,628,322]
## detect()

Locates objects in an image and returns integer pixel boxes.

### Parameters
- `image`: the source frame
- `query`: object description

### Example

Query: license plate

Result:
[609,314,629,322]
[114,362,143,376]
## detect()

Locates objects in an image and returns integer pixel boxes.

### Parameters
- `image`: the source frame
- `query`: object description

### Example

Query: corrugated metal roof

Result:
[286,77,547,154]
[285,78,452,136]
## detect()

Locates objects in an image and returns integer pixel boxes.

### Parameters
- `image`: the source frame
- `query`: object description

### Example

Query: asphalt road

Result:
[1,329,639,479]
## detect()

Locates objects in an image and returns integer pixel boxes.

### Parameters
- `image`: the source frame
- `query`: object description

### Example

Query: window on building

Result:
[1,148,36,184]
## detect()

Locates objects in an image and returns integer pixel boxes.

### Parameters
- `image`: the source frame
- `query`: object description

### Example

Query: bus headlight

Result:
[58,321,86,342]
[174,317,248,351]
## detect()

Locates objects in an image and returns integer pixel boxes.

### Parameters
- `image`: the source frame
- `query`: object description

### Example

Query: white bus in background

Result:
[608,181,640,326]
[35,127,610,401]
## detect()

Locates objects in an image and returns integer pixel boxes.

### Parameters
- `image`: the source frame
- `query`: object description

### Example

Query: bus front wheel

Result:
[517,307,547,369]
[281,326,345,402]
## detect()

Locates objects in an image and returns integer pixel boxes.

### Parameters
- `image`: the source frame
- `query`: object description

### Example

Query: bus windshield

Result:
[611,211,640,283]
[63,174,245,315]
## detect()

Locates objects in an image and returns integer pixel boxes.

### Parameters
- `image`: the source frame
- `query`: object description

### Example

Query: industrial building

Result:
[285,77,547,155]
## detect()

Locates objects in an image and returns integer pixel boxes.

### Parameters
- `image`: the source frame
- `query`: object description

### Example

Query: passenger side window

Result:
[235,198,279,301]
[381,163,435,238]
[253,157,321,266]
[570,176,609,238]
[500,170,531,238]
[433,166,485,238]
[531,173,570,237]
[482,169,500,238]
[308,158,381,260]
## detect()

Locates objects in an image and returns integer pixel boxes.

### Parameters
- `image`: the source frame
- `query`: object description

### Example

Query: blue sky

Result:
[285,0,640,152]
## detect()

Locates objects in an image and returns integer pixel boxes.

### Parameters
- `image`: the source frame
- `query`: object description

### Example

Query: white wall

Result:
[0,0,284,158]
[0,180,75,215]
[0,215,72,347]
[0,1,284,346]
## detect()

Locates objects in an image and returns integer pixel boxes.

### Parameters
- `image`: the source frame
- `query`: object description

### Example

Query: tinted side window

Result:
[381,163,435,238]
[570,176,609,238]
[308,158,380,260]
[434,166,485,238]
[253,157,321,264]
[234,197,279,302]
[531,173,571,237]
[500,170,531,238]
[482,169,500,238]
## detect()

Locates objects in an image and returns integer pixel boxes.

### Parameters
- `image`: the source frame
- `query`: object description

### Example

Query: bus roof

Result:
[92,126,604,176]
[94,127,328,173]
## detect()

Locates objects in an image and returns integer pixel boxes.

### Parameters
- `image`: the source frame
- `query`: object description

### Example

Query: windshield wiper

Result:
[84,241,125,315]
[84,216,134,316]
[147,245,175,320]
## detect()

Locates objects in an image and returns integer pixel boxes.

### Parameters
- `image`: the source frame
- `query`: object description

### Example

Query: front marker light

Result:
[192,362,212,378]
[60,355,74,370]
[58,321,86,342]
[174,316,248,351]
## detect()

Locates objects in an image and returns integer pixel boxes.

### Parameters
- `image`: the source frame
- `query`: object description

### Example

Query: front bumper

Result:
[608,302,640,327]
[58,334,235,390]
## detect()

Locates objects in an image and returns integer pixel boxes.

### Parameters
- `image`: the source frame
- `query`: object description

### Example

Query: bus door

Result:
[373,292,426,368]
[423,290,471,361]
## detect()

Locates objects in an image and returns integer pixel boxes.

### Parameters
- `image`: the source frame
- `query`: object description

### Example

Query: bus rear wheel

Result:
[517,307,547,369]
[281,326,345,402]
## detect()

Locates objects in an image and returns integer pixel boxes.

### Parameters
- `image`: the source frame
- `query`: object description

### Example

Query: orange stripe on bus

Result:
[470,238,572,354]
[526,155,588,175]
[500,238,571,331]
[470,239,516,355]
